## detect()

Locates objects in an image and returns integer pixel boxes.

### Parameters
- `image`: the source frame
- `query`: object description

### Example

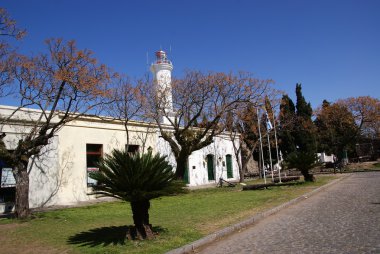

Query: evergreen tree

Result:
[294,83,316,153]
[278,94,296,157]
[295,84,313,119]
[321,99,331,109]
[281,84,317,182]
[288,84,317,181]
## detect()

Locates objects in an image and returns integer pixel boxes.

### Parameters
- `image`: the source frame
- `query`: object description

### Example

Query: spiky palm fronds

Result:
[89,150,186,202]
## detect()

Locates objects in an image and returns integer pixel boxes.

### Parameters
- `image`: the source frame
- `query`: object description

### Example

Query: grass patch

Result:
[0,175,338,254]
[345,162,380,172]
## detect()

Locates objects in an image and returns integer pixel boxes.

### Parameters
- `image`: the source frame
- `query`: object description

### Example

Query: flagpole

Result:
[272,109,282,183]
[257,107,266,184]
[264,110,274,182]
[267,127,274,182]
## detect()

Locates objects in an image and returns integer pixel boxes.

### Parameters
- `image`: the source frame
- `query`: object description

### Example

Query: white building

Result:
[317,152,336,164]
[0,51,241,211]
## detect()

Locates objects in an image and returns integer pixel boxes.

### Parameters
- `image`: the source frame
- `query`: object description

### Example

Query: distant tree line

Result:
[275,85,379,181]
[235,83,379,182]
[278,85,379,161]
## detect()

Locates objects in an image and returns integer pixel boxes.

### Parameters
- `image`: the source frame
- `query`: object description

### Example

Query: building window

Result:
[86,144,103,187]
[0,150,16,203]
[0,167,15,188]
[125,144,139,154]
[0,150,16,188]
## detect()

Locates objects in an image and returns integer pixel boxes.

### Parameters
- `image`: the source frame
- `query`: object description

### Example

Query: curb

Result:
[166,174,351,254]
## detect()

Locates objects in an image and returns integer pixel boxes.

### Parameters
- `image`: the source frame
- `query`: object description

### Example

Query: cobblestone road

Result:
[196,172,380,254]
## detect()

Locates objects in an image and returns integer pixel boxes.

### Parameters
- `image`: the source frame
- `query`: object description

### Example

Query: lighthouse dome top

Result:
[154,50,172,65]
[150,50,173,72]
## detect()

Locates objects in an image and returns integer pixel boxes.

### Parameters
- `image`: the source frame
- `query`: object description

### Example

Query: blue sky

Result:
[2,0,379,108]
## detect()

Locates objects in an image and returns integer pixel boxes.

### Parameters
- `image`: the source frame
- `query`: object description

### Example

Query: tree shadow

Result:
[0,213,15,219]
[67,225,166,247]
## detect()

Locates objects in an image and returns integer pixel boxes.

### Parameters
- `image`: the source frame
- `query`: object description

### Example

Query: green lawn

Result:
[0,175,338,254]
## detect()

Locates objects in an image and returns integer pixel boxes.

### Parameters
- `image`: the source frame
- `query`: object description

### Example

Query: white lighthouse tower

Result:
[150,50,174,124]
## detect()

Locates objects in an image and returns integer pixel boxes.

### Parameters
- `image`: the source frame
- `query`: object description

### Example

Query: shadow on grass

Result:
[68,225,166,247]
[0,213,15,219]
[242,181,305,191]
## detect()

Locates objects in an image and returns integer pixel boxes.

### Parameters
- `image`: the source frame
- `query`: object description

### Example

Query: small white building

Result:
[0,51,241,211]
[317,152,336,164]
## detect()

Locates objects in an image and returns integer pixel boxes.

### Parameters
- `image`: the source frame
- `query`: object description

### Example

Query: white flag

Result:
[265,112,273,131]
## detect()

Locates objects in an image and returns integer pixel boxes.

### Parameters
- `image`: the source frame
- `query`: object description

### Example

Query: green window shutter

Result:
[226,154,233,178]
[207,155,215,181]
[184,161,189,184]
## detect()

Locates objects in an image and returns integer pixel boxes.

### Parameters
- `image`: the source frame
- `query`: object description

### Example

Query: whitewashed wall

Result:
[1,105,241,208]
[157,133,240,186]
[42,119,158,208]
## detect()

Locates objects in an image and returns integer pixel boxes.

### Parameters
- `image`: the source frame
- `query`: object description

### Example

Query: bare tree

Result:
[103,76,144,149]
[226,104,259,182]
[145,70,272,180]
[337,96,380,138]
[133,121,156,153]
[0,7,25,97]
[0,38,113,218]
[225,90,282,182]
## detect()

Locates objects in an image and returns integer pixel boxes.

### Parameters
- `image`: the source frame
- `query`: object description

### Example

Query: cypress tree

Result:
[278,94,296,157]
[294,83,316,153]
[285,84,317,181]
[295,83,313,119]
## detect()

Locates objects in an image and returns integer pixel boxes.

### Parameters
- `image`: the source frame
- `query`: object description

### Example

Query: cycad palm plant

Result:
[90,149,186,239]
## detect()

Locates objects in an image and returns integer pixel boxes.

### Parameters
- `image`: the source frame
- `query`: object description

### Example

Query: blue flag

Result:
[265,112,273,131]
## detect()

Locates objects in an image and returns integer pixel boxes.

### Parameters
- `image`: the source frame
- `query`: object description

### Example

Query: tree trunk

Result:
[175,152,189,180]
[301,169,315,182]
[14,162,30,219]
[240,147,252,182]
[130,200,154,240]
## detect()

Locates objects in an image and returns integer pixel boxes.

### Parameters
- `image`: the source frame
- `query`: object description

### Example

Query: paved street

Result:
[196,172,380,254]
